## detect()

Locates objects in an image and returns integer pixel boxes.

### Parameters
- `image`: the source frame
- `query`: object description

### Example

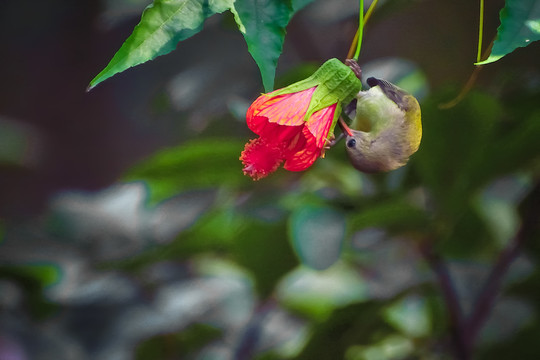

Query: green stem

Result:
[365,0,379,24]
[477,0,484,63]
[353,0,364,61]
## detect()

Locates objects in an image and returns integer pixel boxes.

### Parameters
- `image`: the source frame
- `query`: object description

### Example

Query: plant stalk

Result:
[347,0,380,60]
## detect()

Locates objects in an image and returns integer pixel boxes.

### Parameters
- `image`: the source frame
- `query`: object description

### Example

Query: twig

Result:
[438,36,495,109]
[419,240,470,360]
[465,181,540,349]
[464,230,523,350]
[420,182,540,359]
[233,297,277,360]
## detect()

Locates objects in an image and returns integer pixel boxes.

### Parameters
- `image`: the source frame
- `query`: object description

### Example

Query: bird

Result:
[338,76,422,173]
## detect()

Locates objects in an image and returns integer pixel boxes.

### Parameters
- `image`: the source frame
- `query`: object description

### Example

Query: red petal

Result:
[246,87,316,135]
[249,121,304,145]
[242,90,336,177]
[283,105,336,171]
[283,126,320,171]
[240,137,285,180]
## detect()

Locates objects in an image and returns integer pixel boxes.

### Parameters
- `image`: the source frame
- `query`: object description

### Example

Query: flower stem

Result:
[477,0,485,63]
[439,35,494,109]
[353,0,364,61]
[347,0,380,60]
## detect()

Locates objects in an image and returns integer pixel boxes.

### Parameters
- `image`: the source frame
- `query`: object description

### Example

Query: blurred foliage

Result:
[123,138,250,203]
[135,323,222,359]
[289,205,346,270]
[2,0,540,359]
[0,264,59,320]
[292,301,395,360]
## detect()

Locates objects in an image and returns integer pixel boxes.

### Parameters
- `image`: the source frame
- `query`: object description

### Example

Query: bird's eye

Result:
[346,138,356,148]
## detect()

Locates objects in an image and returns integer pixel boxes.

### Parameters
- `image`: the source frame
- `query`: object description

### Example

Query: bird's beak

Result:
[338,117,354,136]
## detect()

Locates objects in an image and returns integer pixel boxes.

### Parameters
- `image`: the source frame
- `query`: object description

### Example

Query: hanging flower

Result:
[240,58,363,180]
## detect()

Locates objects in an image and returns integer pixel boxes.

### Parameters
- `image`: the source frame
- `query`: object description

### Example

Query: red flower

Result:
[240,87,337,180]
[239,58,362,180]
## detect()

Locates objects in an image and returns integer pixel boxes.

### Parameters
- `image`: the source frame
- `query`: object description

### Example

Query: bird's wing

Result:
[366,77,410,112]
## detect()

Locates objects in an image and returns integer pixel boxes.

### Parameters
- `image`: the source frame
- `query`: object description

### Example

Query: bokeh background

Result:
[1,0,540,359]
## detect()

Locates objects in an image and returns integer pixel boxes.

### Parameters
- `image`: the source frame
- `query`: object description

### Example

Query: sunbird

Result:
[339,77,422,173]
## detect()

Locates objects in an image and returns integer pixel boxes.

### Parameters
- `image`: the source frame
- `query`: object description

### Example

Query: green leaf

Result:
[0,263,61,319]
[232,219,298,296]
[293,302,395,360]
[123,138,249,203]
[88,0,234,90]
[289,205,346,270]
[347,198,429,235]
[292,0,316,12]
[383,295,431,338]
[11,263,62,288]
[437,203,494,257]
[233,0,293,92]
[90,0,315,91]
[477,0,540,65]
[277,264,368,320]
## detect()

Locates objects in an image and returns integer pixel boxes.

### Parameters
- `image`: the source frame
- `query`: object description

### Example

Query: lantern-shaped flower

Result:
[240,58,362,180]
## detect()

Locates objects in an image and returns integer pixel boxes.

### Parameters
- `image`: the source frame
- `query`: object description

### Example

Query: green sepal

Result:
[328,102,343,137]
[272,58,362,122]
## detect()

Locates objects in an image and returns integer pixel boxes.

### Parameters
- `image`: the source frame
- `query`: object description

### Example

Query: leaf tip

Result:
[87,73,105,92]
[474,54,503,66]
